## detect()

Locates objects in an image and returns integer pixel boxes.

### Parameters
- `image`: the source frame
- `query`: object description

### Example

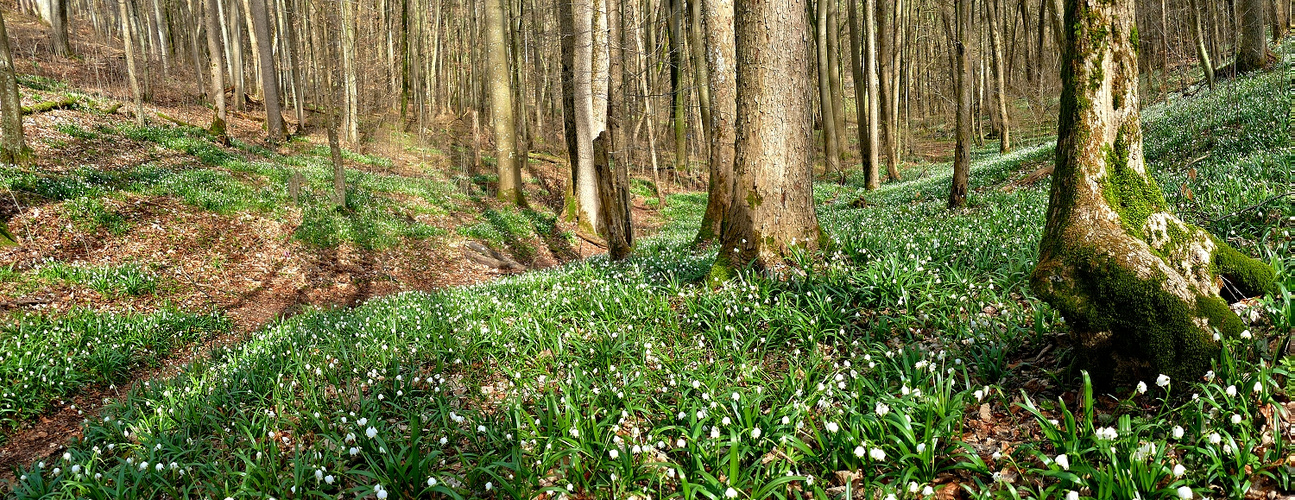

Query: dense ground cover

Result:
[5,51,1293,500]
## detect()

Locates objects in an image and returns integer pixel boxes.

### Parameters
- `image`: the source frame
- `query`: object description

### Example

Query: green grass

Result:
[6,55,1293,500]
[0,309,229,431]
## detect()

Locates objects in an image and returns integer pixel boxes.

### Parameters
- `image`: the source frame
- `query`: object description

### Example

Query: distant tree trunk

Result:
[695,0,735,244]
[1033,0,1273,386]
[0,9,25,164]
[817,0,840,179]
[557,0,581,194]
[203,0,228,138]
[1236,0,1269,73]
[987,0,1010,153]
[1190,0,1216,89]
[715,0,821,274]
[633,0,666,207]
[227,0,245,111]
[122,0,145,127]
[486,0,524,205]
[689,0,712,161]
[249,0,285,141]
[669,0,687,182]
[949,0,971,208]
[48,0,70,56]
[864,0,881,189]
[827,0,846,164]
[572,0,601,233]
[848,0,867,180]
[594,129,631,259]
[340,0,359,144]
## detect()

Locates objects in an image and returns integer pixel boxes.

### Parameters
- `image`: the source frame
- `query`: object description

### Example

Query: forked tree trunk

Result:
[714,0,821,276]
[1033,0,1275,386]
[1236,0,1269,73]
[485,0,524,205]
[948,0,971,208]
[695,0,735,245]
[0,9,25,164]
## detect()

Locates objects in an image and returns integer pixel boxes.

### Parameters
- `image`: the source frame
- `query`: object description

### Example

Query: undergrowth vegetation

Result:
[5,49,1293,500]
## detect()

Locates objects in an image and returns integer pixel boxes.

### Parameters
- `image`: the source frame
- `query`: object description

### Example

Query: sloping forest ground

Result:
[3,30,1291,500]
[0,8,656,480]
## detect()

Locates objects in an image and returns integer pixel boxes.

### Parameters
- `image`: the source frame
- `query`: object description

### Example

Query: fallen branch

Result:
[156,111,203,129]
[0,297,51,309]
[21,96,79,115]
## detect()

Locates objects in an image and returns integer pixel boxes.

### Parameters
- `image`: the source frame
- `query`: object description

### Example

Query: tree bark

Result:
[594,129,631,259]
[987,0,1011,153]
[249,0,285,140]
[571,0,601,233]
[123,0,145,127]
[669,0,687,182]
[485,0,524,205]
[1237,0,1269,73]
[817,0,841,179]
[847,0,867,181]
[949,0,971,208]
[864,0,881,189]
[695,0,735,244]
[827,0,847,164]
[49,0,70,56]
[1190,0,1216,89]
[689,0,712,161]
[0,9,25,164]
[715,0,822,275]
[1032,0,1274,386]
[203,0,228,138]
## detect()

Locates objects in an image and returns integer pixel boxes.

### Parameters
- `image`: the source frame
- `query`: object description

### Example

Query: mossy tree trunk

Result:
[712,0,821,278]
[485,0,524,206]
[948,0,971,208]
[1032,0,1275,386]
[0,8,25,164]
[694,0,735,246]
[1236,0,1269,73]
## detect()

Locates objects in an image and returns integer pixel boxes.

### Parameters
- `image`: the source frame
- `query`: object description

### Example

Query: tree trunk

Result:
[987,0,1010,153]
[1237,0,1269,73]
[715,0,821,275]
[669,0,687,182]
[949,0,971,208]
[340,0,358,144]
[0,9,25,163]
[1190,0,1216,89]
[571,0,601,234]
[203,0,228,138]
[49,0,70,56]
[1032,0,1274,386]
[249,0,285,141]
[123,0,145,127]
[485,0,524,205]
[227,0,244,111]
[695,0,735,244]
[594,129,631,259]
[557,0,580,195]
[817,0,840,179]
[827,0,846,164]
[848,0,867,182]
[689,0,712,161]
[864,0,881,189]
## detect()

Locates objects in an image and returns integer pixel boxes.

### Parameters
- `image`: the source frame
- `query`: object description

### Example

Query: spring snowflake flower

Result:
[751,428,762,439]
[570,427,580,438]
[711,426,721,439]
[485,482,493,491]
[1226,385,1237,397]
[722,416,731,426]
[366,427,378,439]
[870,448,886,461]
[1173,464,1186,477]
[677,438,686,448]
[1136,381,1148,394]
[358,417,368,427]
[1055,454,1070,470]
[908,482,920,494]
[1157,374,1171,387]
[1066,491,1079,500]
[325,475,335,484]
[1231,414,1242,425]
[922,485,934,496]
[875,402,890,416]
[732,392,741,402]
[1208,432,1222,445]
[1177,486,1193,499]
[1254,381,1263,393]
[1173,426,1185,439]
[1240,330,1252,339]
[349,447,360,456]
[825,422,839,433]
[854,445,866,458]
[725,487,739,499]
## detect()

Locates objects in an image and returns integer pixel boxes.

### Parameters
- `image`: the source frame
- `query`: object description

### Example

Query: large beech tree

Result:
[1032,0,1274,386]
[713,0,821,275]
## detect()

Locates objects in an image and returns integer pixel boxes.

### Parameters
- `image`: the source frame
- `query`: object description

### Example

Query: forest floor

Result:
[0,9,674,479]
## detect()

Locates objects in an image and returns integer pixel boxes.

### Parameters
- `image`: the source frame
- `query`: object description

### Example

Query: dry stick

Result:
[1204,191,1295,222]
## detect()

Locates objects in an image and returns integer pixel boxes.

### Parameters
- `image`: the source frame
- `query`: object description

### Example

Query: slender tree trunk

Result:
[571,0,601,233]
[987,0,1010,153]
[340,0,358,144]
[864,0,881,189]
[1237,0,1269,73]
[696,0,735,244]
[949,0,971,208]
[716,0,821,273]
[49,0,70,56]
[817,0,840,179]
[1033,0,1273,386]
[848,0,867,182]
[634,0,665,207]
[827,0,847,163]
[669,0,687,182]
[1190,0,1216,89]
[248,0,284,140]
[557,0,580,197]
[0,9,25,164]
[485,0,524,205]
[123,0,145,127]
[689,0,712,161]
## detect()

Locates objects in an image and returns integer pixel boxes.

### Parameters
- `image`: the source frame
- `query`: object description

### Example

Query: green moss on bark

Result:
[1101,127,1165,239]
[1211,235,1277,298]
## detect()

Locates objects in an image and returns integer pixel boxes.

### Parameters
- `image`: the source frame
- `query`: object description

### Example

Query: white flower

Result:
[358,417,368,426]
[1173,463,1186,477]
[366,427,378,439]
[870,448,886,461]
[751,428,762,439]
[875,402,890,416]
[1136,381,1148,394]
[349,447,359,456]
[570,427,580,438]
[732,392,740,401]
[725,487,739,499]
[825,422,839,433]
[1208,432,1221,445]
[1231,414,1242,425]
[1066,491,1079,500]
[1240,330,1252,339]
[1177,486,1193,499]
[609,449,619,459]
[974,389,985,401]
[854,445,867,458]
[1226,385,1237,397]
[916,443,927,453]
[922,485,934,496]
[1254,381,1263,393]
[485,482,493,491]
[1156,374,1171,387]
[722,416,731,426]
[325,475,335,484]
[908,482,920,493]
[376,489,388,499]
[711,426,721,439]
[1172,426,1185,439]
[677,438,686,448]
[1055,454,1070,470]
